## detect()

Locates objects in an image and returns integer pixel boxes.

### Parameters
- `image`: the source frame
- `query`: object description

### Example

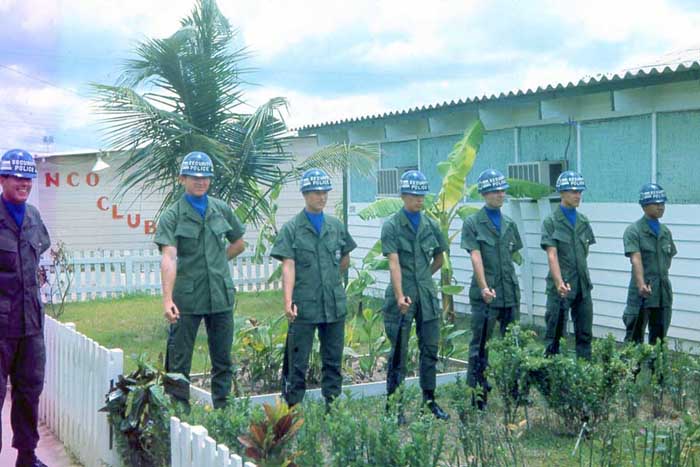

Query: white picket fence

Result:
[40,316,256,466]
[170,418,257,467]
[39,316,124,467]
[40,250,281,303]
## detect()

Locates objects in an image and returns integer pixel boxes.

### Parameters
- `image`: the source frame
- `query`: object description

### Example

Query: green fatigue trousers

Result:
[467,302,517,388]
[384,301,440,395]
[166,312,233,409]
[544,288,593,360]
[282,320,345,406]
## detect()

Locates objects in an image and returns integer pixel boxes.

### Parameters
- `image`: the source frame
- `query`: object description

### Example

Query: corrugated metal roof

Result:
[296,60,700,132]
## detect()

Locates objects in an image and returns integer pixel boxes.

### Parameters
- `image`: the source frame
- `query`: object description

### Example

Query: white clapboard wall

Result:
[347,200,700,344]
[34,136,325,255]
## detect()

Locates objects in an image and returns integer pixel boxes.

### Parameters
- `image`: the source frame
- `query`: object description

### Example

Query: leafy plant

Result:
[437,320,468,372]
[175,397,254,452]
[237,317,287,393]
[534,336,628,433]
[238,398,304,467]
[100,355,185,467]
[486,325,540,425]
[292,401,326,467]
[344,307,389,380]
[445,377,525,466]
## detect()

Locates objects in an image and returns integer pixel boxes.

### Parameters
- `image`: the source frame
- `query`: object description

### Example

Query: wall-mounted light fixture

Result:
[91,152,110,172]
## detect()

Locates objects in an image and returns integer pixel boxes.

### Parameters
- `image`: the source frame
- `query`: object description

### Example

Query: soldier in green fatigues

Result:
[383,170,450,422]
[541,171,596,359]
[155,152,246,409]
[622,183,676,344]
[461,169,523,408]
[271,168,357,409]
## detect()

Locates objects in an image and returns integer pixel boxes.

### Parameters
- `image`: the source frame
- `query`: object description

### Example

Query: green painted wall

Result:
[519,124,574,166]
[349,163,377,202]
[467,129,514,186]
[381,140,418,169]
[580,115,651,202]
[420,134,462,195]
[657,111,700,204]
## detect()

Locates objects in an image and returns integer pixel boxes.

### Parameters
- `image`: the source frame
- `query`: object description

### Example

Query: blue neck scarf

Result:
[485,206,502,233]
[560,205,577,227]
[2,195,26,228]
[403,208,421,232]
[304,209,324,235]
[185,193,208,219]
[647,218,660,236]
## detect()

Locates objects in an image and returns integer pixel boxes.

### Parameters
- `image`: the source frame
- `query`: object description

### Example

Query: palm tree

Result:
[92,0,292,224]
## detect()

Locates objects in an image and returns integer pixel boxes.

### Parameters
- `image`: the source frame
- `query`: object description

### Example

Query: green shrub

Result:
[533,335,628,433]
[486,325,540,425]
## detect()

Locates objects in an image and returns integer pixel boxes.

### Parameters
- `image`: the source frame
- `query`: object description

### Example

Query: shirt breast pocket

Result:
[175,224,201,255]
[420,234,439,261]
[476,233,496,250]
[0,234,17,273]
[293,241,316,267]
[325,235,345,265]
[579,233,593,256]
[209,216,232,247]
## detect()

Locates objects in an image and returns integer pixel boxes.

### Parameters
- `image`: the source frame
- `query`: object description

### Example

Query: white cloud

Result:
[0,66,97,151]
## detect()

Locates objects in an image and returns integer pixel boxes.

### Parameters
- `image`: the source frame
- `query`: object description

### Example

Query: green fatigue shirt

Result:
[460,207,523,307]
[623,216,677,309]
[270,210,357,324]
[381,210,449,322]
[154,195,245,315]
[540,207,596,297]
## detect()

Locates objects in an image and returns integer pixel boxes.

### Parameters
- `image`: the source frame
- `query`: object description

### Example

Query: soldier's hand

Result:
[397,295,412,314]
[557,281,571,298]
[638,283,652,298]
[164,301,180,323]
[285,302,298,322]
[481,287,496,304]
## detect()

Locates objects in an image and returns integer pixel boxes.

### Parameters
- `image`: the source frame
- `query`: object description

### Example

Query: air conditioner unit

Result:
[376,166,418,197]
[507,160,568,188]
[377,168,399,197]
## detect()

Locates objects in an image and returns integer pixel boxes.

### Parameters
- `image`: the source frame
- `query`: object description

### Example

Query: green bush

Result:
[486,325,541,425]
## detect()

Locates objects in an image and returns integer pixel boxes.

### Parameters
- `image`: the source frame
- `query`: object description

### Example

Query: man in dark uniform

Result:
[622,183,676,344]
[382,170,450,422]
[0,149,51,467]
[541,170,596,359]
[155,151,246,409]
[271,168,356,410]
[461,169,523,408]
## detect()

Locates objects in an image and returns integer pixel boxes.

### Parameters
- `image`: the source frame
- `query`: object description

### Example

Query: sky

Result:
[1,0,700,154]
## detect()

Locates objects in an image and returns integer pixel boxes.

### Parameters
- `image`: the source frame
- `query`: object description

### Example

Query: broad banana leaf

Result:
[465,183,479,200]
[512,250,523,266]
[358,198,403,220]
[436,120,485,212]
[440,285,464,296]
[362,239,383,265]
[456,205,480,221]
[467,178,553,201]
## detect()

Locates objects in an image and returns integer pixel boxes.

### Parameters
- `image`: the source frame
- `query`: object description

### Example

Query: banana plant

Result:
[358,119,554,322]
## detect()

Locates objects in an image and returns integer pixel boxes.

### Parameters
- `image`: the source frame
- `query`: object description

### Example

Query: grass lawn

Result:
[56,290,285,373]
